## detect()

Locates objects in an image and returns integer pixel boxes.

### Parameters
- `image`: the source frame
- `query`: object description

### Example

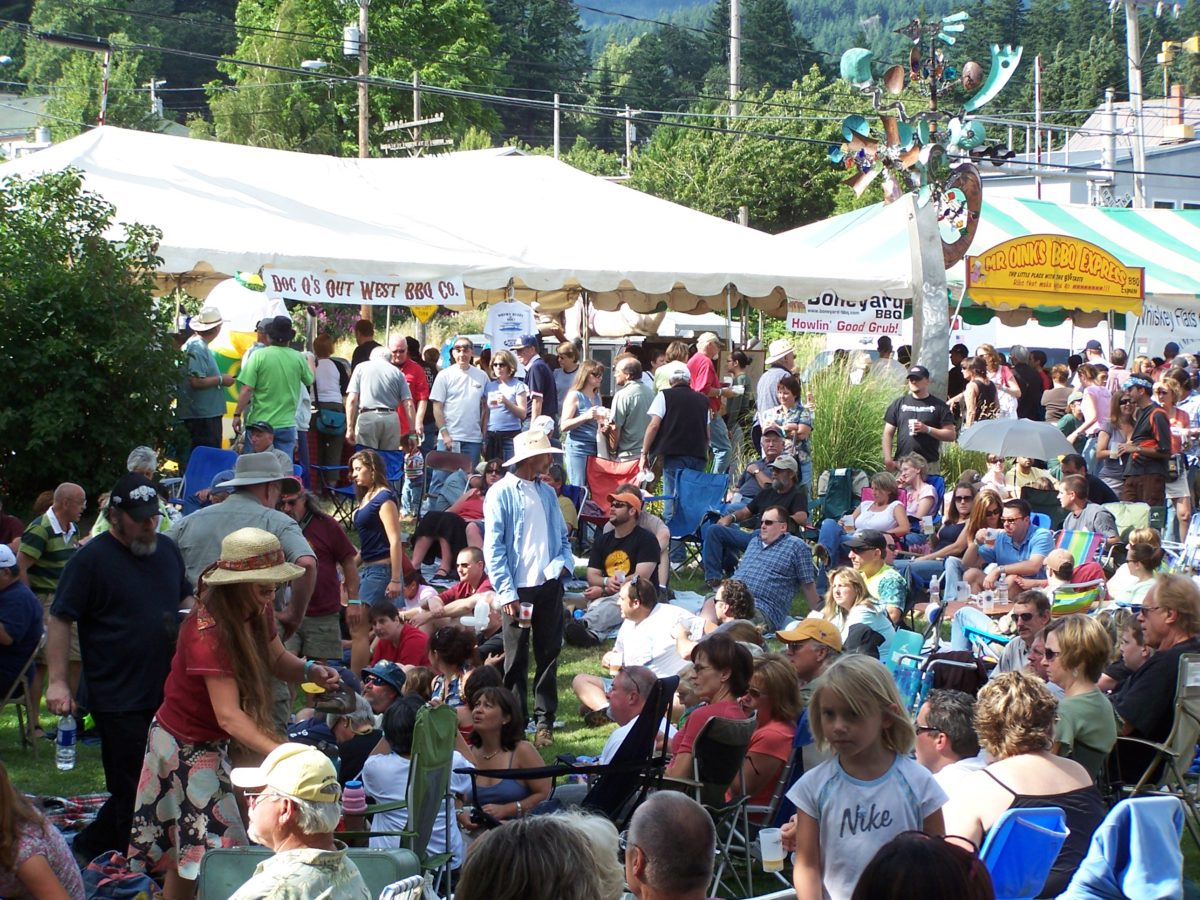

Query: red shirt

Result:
[371,624,429,667]
[744,718,794,807]
[686,351,721,413]
[439,575,492,603]
[156,604,276,744]
[0,513,24,546]
[670,699,746,756]
[395,358,431,434]
[302,512,357,617]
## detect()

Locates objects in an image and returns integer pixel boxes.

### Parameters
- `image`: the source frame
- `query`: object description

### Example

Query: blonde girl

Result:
[781,655,945,900]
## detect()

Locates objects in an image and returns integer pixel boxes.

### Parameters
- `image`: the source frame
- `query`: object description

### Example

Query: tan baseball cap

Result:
[230,743,341,803]
[776,618,844,652]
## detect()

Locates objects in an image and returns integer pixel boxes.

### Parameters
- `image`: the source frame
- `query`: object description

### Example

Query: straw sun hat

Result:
[202,527,304,586]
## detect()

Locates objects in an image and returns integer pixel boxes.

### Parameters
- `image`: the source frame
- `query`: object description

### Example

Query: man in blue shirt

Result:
[722,506,819,631]
[943,497,1054,598]
[0,544,42,700]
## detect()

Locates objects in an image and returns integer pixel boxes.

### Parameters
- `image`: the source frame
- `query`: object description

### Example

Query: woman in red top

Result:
[127,528,340,900]
[409,462,502,577]
[666,634,752,778]
[733,654,801,813]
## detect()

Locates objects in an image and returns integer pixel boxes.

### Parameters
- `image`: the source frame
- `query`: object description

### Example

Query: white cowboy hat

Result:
[190,306,224,332]
[202,527,305,586]
[215,452,302,494]
[504,429,564,467]
[766,338,795,364]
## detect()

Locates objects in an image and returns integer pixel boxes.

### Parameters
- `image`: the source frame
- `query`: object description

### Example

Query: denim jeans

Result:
[360,561,395,608]
[710,416,732,475]
[891,557,947,595]
[663,455,707,522]
[271,426,298,463]
[817,518,850,568]
[563,444,594,489]
[402,476,424,518]
[948,605,999,650]
[428,437,484,498]
[700,522,754,580]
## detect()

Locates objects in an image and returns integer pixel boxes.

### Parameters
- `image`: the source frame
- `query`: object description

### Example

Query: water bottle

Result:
[928,575,940,607]
[342,779,367,814]
[55,715,77,771]
[996,573,1008,607]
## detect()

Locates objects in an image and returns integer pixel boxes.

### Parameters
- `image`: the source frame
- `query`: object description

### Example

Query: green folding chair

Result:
[196,846,419,899]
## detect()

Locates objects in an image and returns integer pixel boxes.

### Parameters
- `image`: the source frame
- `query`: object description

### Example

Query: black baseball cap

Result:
[907,365,930,381]
[109,473,162,522]
[844,529,887,552]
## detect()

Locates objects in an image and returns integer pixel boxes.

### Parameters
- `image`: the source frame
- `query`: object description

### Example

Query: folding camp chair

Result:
[167,445,238,515]
[1115,653,1200,850]
[576,457,641,547]
[979,806,1069,900]
[343,701,460,892]
[1051,579,1105,616]
[714,744,799,893]
[1022,486,1068,530]
[1058,797,1185,899]
[1030,512,1052,530]
[323,445,406,527]
[0,633,45,757]
[1056,530,1106,567]
[454,675,679,831]
[963,620,1012,669]
[665,469,730,572]
[196,847,420,899]
[661,714,757,898]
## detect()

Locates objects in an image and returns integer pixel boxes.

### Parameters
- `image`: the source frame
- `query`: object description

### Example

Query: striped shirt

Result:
[19,509,78,593]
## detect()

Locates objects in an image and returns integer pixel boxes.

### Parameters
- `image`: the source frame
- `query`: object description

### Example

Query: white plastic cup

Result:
[488,391,502,408]
[841,515,855,533]
[759,828,785,872]
[518,602,534,628]
[908,419,920,435]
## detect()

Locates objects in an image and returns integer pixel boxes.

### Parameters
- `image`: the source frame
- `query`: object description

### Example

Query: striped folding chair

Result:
[1056,530,1105,567]
[1051,579,1106,616]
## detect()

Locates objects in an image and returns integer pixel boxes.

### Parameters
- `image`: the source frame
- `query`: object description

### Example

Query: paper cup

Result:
[518,602,534,628]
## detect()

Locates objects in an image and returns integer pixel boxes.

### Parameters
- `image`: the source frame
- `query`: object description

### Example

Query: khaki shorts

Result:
[36,591,81,663]
[284,612,344,662]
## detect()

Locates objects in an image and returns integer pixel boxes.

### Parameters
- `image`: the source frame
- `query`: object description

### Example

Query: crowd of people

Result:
[2,316,1198,900]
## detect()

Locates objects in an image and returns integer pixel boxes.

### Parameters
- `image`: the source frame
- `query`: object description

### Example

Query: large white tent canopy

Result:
[0,126,908,316]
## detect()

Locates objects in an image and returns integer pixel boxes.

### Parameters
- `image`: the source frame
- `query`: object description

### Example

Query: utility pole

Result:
[1123,0,1147,208]
[146,79,165,116]
[553,93,561,159]
[356,0,370,160]
[730,0,748,226]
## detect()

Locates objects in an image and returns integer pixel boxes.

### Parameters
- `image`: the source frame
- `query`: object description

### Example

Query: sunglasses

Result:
[1002,516,1026,525]
[1129,604,1163,616]
[279,497,300,508]
[492,362,511,369]
[955,494,973,502]
[1014,612,1036,623]
[1119,398,1133,405]
[761,518,785,526]
[610,500,631,509]
[914,724,942,735]
[1042,647,1059,661]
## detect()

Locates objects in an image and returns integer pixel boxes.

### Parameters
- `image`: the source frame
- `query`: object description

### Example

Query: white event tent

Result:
[0,126,909,317]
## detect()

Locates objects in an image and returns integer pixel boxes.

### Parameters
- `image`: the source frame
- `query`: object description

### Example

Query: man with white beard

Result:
[46,472,193,862]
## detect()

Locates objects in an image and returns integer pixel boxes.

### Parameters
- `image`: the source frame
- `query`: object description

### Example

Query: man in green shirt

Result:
[19,482,86,719]
[845,529,908,626]
[234,315,314,464]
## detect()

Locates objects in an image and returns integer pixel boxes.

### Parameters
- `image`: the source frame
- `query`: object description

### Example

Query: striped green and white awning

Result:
[776,197,1200,325]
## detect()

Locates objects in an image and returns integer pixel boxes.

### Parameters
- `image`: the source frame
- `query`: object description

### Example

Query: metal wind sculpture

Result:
[830,14,1022,266]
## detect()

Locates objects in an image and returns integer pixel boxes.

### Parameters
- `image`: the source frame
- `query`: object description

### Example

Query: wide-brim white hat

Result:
[216,452,302,494]
[766,338,795,364]
[191,306,224,332]
[504,429,564,467]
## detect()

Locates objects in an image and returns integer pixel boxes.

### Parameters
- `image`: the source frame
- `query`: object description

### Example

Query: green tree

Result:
[705,0,815,90]
[630,67,858,234]
[210,0,503,154]
[0,169,179,505]
[485,0,589,145]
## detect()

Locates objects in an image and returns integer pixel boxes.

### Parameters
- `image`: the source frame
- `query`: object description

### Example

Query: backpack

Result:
[815,467,867,521]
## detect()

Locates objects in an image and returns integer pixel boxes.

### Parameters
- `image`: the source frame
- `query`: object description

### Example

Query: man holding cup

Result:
[881,366,957,475]
[943,497,1053,599]
[483,429,572,749]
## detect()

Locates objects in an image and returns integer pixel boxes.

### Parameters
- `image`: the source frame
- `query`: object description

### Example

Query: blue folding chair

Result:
[963,620,1012,668]
[169,446,238,515]
[327,446,405,528]
[980,806,1068,900]
[1030,511,1051,530]
[665,468,730,571]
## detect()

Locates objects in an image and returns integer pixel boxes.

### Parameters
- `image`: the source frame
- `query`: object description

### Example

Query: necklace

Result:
[479,748,502,760]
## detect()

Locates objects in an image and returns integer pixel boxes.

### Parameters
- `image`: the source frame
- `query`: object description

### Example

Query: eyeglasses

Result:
[1131,604,1164,616]
[1001,516,1026,526]
[914,725,942,736]
[782,641,809,654]
[618,831,636,865]
[246,791,284,807]
[279,497,300,508]
[1014,612,1036,622]
[954,495,973,503]
[1042,647,1059,661]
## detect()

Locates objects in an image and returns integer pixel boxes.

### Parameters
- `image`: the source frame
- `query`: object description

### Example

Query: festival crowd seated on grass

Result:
[10,330,1200,899]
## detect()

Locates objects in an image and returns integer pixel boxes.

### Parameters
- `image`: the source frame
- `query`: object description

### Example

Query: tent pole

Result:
[725,285,734,345]
[385,304,392,338]
[581,290,590,361]
[907,193,950,398]
[1106,311,1114,357]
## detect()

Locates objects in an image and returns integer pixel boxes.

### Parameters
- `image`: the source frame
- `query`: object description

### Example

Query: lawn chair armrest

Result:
[1114,735,1179,758]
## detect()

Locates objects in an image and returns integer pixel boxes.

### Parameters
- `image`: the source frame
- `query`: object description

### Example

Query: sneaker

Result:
[813,544,830,568]
[564,619,600,648]
[534,727,554,749]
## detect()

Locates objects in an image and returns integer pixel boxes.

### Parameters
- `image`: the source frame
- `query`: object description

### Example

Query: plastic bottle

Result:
[56,715,77,771]
[928,575,940,607]
[342,779,368,814]
[996,573,1008,607]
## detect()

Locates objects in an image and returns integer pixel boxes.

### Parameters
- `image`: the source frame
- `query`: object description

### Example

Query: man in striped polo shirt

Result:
[19,482,86,724]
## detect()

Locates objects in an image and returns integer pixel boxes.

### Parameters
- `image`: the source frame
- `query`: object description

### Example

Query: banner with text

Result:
[786,292,906,336]
[264,269,466,306]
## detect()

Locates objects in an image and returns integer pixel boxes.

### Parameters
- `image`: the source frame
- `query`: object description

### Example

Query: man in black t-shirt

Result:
[1121,375,1171,506]
[46,473,193,862]
[700,456,808,586]
[1010,346,1046,421]
[564,491,660,647]
[1114,574,1200,781]
[882,366,957,474]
